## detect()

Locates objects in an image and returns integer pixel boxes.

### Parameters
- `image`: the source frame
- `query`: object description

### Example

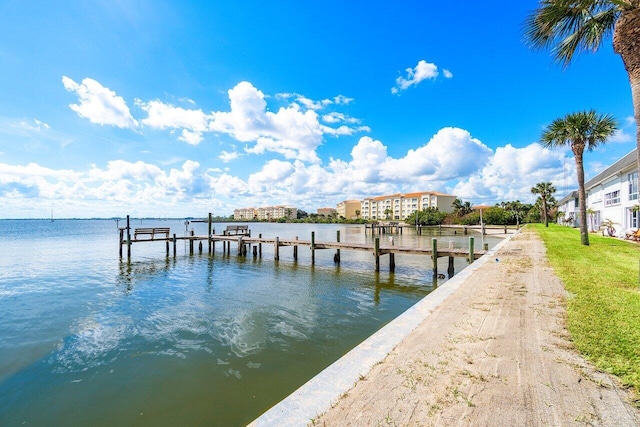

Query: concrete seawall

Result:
[249,233,516,426]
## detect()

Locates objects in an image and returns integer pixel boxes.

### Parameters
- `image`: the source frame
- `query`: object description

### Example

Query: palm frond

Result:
[524,0,620,66]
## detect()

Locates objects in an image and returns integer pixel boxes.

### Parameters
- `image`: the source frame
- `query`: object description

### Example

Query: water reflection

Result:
[0,220,506,427]
[117,258,174,293]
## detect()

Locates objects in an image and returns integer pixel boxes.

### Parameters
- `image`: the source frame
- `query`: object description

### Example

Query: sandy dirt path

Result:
[314,230,639,426]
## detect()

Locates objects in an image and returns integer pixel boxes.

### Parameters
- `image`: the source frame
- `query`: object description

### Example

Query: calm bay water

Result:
[0,220,500,426]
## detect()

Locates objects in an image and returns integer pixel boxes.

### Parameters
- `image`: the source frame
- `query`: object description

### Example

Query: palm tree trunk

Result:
[613,8,640,179]
[575,154,589,245]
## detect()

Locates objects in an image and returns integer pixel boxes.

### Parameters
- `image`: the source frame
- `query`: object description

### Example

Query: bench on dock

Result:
[134,227,171,240]
[224,225,250,236]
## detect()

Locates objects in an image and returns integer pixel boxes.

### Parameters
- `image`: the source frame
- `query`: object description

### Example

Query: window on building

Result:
[629,172,638,201]
[604,190,620,206]
[629,208,639,229]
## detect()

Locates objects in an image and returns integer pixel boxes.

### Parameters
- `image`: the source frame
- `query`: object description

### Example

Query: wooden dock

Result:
[118,216,487,278]
[365,221,405,234]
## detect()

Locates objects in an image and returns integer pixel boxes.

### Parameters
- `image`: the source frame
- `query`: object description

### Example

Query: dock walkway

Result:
[118,216,487,277]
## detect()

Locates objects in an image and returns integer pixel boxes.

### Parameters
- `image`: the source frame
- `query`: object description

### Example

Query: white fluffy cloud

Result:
[381,128,492,180]
[63,78,364,161]
[391,60,453,94]
[1,125,577,217]
[453,143,569,203]
[137,100,209,145]
[62,77,138,129]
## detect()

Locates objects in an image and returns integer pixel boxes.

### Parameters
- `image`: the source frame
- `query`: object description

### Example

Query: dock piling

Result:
[374,237,380,272]
[208,213,212,254]
[126,215,131,259]
[311,232,315,264]
[469,237,475,263]
[274,237,280,260]
[173,233,177,257]
[335,230,341,264]
[432,238,438,277]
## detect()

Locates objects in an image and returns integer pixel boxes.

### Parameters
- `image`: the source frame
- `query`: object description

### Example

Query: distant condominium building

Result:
[336,200,362,219]
[233,205,298,220]
[360,191,456,221]
[233,207,256,220]
[317,207,337,217]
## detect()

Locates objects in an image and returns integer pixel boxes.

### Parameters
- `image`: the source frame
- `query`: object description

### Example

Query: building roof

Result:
[558,191,579,206]
[404,191,430,197]
[585,148,637,190]
[363,191,455,200]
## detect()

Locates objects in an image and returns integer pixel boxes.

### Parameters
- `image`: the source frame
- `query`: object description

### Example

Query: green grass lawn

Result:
[531,224,640,398]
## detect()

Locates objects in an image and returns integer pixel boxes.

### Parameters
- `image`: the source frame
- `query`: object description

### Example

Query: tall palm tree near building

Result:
[531,182,557,227]
[539,110,618,245]
[524,1,640,181]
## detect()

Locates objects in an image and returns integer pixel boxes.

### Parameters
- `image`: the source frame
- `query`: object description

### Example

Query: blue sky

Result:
[0,1,636,218]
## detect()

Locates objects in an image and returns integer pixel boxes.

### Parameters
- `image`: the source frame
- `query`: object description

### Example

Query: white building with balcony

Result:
[584,149,638,233]
[360,191,456,220]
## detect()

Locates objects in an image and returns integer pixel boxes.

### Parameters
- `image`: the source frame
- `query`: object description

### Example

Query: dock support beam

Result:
[293,236,298,260]
[259,234,262,257]
[389,253,395,272]
[274,237,280,260]
[432,238,438,277]
[374,237,380,272]
[126,215,131,259]
[469,237,475,263]
[208,212,212,254]
[311,232,315,264]
[334,230,341,264]
[173,233,177,257]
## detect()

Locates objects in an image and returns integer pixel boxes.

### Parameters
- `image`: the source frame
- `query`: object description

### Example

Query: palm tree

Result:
[524,1,640,183]
[539,110,618,245]
[531,182,557,227]
[452,198,473,217]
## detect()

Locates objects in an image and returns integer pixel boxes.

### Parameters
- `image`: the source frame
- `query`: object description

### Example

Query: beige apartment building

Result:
[336,200,362,219]
[360,191,456,221]
[233,206,297,220]
[233,207,256,220]
[317,207,337,217]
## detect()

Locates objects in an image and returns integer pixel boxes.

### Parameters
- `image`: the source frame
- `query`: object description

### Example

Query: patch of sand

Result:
[313,230,639,426]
